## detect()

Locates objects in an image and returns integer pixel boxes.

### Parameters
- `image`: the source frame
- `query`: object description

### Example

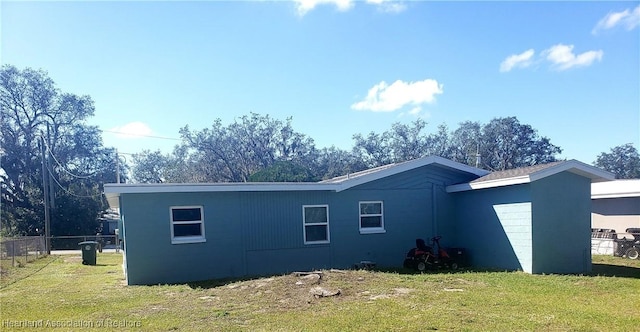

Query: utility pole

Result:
[40,137,51,254]
[46,124,55,223]
[116,149,120,184]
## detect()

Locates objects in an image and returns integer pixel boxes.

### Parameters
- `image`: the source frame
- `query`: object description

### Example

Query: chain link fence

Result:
[1,236,47,268]
[1,234,121,270]
[50,235,119,252]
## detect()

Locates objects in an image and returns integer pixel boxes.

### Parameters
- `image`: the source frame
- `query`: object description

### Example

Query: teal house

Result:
[104,156,613,285]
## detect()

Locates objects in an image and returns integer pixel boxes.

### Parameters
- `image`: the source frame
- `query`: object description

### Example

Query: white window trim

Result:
[359,201,385,234]
[303,205,330,245]
[170,205,206,245]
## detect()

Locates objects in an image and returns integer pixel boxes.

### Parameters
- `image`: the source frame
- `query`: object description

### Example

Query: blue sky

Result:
[2,1,639,164]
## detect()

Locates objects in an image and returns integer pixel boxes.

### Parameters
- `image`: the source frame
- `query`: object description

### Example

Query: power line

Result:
[42,139,95,179]
[46,165,103,199]
[98,129,181,141]
[39,135,107,198]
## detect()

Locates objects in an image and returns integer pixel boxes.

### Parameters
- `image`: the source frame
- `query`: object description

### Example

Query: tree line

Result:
[2,65,638,236]
[132,114,565,183]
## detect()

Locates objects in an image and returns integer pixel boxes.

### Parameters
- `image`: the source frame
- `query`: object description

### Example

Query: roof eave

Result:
[446,160,615,193]
[591,179,640,199]
[335,156,489,192]
[105,193,120,209]
[592,192,640,199]
[529,160,614,183]
[103,182,339,194]
[446,176,530,193]
[103,182,339,209]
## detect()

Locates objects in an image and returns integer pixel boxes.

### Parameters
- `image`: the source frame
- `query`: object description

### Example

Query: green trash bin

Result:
[79,241,98,265]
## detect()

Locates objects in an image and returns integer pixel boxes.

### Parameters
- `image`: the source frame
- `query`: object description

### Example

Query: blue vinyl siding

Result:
[330,187,434,268]
[118,162,595,284]
[531,172,592,274]
[240,191,331,251]
[120,164,473,285]
[454,172,593,274]
[120,192,247,284]
[453,184,532,271]
[352,164,478,191]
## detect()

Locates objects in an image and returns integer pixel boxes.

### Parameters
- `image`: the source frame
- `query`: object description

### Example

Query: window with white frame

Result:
[170,206,205,244]
[359,201,384,233]
[303,205,329,244]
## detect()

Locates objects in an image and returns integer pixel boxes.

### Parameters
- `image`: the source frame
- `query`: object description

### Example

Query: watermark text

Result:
[2,319,141,329]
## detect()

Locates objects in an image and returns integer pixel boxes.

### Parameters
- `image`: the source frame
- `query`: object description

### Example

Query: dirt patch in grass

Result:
[184,269,422,314]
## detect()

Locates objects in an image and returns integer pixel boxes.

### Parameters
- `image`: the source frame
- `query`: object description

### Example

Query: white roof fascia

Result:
[529,160,614,183]
[446,160,615,193]
[335,156,489,192]
[103,182,338,209]
[446,176,530,193]
[104,182,338,195]
[592,179,640,199]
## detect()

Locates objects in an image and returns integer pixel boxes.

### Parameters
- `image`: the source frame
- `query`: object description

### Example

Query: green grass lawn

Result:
[1,253,639,331]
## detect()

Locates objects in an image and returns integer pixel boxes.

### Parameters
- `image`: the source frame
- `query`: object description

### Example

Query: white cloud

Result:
[294,0,406,16]
[592,5,640,34]
[543,44,603,71]
[499,49,535,72]
[366,0,407,13]
[110,122,153,139]
[351,79,443,112]
[294,0,354,16]
[500,44,603,72]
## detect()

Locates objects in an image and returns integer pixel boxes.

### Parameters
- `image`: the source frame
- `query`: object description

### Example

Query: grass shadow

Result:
[590,263,640,279]
[365,266,487,275]
[185,275,272,289]
[385,264,640,279]
[167,261,640,289]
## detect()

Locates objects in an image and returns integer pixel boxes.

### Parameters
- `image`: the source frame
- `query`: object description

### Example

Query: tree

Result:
[477,117,562,171]
[179,113,317,182]
[129,114,564,185]
[313,146,362,180]
[248,160,318,182]
[387,120,429,162]
[449,121,482,166]
[424,123,453,159]
[351,120,462,168]
[1,65,119,236]
[351,131,393,168]
[131,150,170,183]
[594,143,640,179]
[352,119,437,168]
